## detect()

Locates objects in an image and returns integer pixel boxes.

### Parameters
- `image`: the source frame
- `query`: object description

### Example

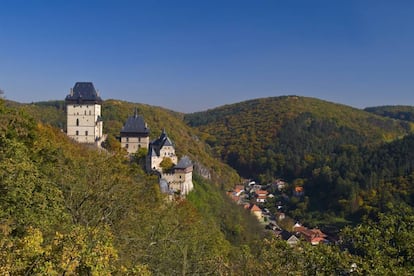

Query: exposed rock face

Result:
[193,161,211,180]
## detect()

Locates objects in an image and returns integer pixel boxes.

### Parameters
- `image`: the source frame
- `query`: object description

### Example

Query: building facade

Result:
[147,129,194,196]
[147,129,178,172]
[65,82,103,143]
[120,109,150,154]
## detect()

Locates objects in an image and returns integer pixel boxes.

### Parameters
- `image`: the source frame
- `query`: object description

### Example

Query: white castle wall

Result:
[67,104,102,143]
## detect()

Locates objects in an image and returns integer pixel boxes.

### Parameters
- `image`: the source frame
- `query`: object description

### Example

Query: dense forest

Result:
[3,96,414,274]
[185,96,414,225]
[365,105,414,123]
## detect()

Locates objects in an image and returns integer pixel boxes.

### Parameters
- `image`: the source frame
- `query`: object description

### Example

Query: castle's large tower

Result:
[65,82,103,143]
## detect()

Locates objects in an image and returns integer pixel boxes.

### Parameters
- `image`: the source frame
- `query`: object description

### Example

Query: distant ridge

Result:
[185,96,413,180]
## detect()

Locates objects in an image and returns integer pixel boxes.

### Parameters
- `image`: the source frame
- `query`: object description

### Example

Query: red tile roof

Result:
[250,204,261,212]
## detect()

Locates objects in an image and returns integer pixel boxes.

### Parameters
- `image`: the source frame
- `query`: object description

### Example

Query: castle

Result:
[65,82,194,196]
[120,109,150,154]
[120,112,194,196]
[146,129,194,196]
[65,82,103,144]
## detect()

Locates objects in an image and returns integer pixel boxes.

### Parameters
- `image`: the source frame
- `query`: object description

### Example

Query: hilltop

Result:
[185,96,413,181]
[365,105,414,123]
[184,96,414,225]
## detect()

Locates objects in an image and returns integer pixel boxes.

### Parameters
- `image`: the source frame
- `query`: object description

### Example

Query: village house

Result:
[279,230,300,246]
[293,186,305,197]
[233,185,245,197]
[255,189,269,203]
[249,204,263,221]
[120,109,149,154]
[293,223,328,245]
[65,82,104,144]
[274,179,286,191]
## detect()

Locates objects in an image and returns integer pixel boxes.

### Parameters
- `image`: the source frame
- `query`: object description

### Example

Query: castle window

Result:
[138,137,141,142]
[76,119,79,126]
[76,131,79,136]
[126,137,129,142]
[85,131,88,136]
[125,144,129,149]
[138,144,141,149]
[89,110,91,115]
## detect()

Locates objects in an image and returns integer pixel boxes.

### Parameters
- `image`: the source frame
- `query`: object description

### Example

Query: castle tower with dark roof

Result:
[120,108,150,154]
[65,82,103,143]
[146,129,177,171]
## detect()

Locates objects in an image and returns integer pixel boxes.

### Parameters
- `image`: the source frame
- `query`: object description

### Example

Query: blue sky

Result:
[1,0,413,112]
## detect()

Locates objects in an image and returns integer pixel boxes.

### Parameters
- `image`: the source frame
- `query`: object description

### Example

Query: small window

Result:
[76,131,79,136]
[89,110,91,115]
[85,131,88,136]
[76,119,79,126]
[126,137,129,142]
[138,144,141,149]
[138,137,141,142]
[125,144,129,149]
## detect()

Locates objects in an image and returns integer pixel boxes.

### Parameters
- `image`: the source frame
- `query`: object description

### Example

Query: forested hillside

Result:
[185,96,412,181]
[1,98,267,274]
[4,97,414,274]
[185,96,414,225]
[18,99,240,187]
[365,105,414,123]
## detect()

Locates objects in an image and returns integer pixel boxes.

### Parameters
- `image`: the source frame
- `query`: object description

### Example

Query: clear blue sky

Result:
[1,0,413,112]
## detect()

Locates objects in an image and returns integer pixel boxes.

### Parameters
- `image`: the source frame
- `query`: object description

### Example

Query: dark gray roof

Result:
[175,156,192,169]
[65,82,102,104]
[148,129,174,157]
[121,110,149,135]
[280,230,296,241]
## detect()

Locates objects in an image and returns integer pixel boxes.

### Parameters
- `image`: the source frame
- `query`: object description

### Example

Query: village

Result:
[65,81,331,245]
[227,180,333,246]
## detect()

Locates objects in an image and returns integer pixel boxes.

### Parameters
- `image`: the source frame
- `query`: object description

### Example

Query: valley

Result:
[3,94,414,274]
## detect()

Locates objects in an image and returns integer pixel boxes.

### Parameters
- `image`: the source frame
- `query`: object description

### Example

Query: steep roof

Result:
[121,109,149,135]
[174,156,192,169]
[250,204,261,212]
[148,129,174,157]
[65,82,102,104]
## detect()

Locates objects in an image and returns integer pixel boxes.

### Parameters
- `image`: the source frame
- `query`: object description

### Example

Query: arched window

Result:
[76,119,79,126]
